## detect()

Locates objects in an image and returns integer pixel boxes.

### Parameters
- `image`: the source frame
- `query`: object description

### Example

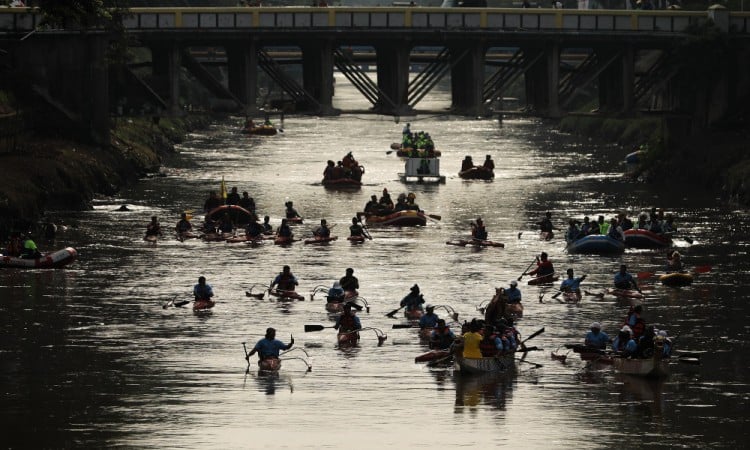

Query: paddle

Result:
[517,257,538,281]
[385,305,406,318]
[242,342,250,362]
[392,324,419,329]
[304,324,336,332]
[357,215,373,240]
[638,264,711,279]
[426,214,442,221]
[520,327,545,346]
[516,359,543,368]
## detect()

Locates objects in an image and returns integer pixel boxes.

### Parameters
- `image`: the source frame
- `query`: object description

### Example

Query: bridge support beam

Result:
[524,43,561,118]
[152,43,182,115]
[621,45,635,114]
[302,41,338,116]
[227,39,257,114]
[375,43,412,116]
[450,43,487,116]
[598,47,625,113]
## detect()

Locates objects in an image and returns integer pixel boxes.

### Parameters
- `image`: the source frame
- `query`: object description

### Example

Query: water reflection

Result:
[454,373,516,413]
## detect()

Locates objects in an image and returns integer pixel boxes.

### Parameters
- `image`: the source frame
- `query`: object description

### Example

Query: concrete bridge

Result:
[1,6,749,142]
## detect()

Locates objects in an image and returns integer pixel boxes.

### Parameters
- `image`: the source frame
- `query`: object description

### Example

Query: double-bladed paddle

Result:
[304,324,336,332]
[385,305,406,318]
[517,257,538,282]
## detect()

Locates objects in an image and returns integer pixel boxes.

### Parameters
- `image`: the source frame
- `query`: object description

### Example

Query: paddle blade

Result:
[304,325,326,332]
[637,272,655,279]
[522,327,545,344]
[693,265,712,274]
[392,324,416,329]
[385,306,403,318]
[427,214,442,221]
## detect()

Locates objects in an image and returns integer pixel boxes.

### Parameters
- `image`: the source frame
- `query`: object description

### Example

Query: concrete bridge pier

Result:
[450,43,487,116]
[302,40,338,115]
[151,43,182,115]
[375,43,412,116]
[226,38,258,115]
[524,43,561,118]
[598,45,635,114]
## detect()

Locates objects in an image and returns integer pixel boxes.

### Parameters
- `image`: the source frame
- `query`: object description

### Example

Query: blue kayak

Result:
[566,235,625,255]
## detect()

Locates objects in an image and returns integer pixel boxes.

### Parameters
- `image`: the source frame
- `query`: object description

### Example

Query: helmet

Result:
[510,280,518,287]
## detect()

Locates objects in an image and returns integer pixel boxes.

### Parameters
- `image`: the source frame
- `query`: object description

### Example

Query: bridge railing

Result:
[0,7,748,34]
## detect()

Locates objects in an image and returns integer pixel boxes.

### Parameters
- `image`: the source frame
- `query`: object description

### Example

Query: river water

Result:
[2,80,748,449]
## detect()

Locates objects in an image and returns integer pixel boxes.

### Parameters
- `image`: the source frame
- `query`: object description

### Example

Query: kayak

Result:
[560,291,582,303]
[347,235,367,244]
[242,124,277,136]
[322,177,362,188]
[269,289,305,301]
[361,210,427,227]
[202,232,234,242]
[623,229,672,248]
[605,288,645,299]
[540,231,554,241]
[0,247,78,269]
[659,272,693,286]
[286,217,304,225]
[446,239,504,248]
[258,357,282,371]
[226,235,264,244]
[274,236,296,246]
[566,235,625,255]
[193,299,215,310]
[304,236,338,245]
[454,353,516,375]
[527,273,559,285]
[414,349,452,364]
[337,331,360,346]
[458,166,494,180]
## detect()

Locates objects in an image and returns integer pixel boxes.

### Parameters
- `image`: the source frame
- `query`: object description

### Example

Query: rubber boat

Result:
[0,247,77,269]
[303,236,338,245]
[205,205,256,227]
[566,235,625,255]
[322,177,362,188]
[527,273,559,285]
[454,353,516,375]
[360,210,427,227]
[242,124,277,136]
[659,272,693,286]
[458,166,494,180]
[623,229,672,248]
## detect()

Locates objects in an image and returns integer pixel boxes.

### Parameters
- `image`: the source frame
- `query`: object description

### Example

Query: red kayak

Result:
[193,299,215,310]
[348,235,367,244]
[527,273,559,285]
[274,236,296,245]
[338,331,360,346]
[415,349,452,363]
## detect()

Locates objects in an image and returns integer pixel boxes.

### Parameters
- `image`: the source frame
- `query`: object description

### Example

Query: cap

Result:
[591,322,601,329]
[426,304,434,310]
[621,325,632,334]
[510,280,518,287]
[658,330,668,337]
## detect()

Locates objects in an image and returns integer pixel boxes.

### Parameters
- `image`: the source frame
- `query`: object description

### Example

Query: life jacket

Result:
[338,313,357,332]
[479,334,498,357]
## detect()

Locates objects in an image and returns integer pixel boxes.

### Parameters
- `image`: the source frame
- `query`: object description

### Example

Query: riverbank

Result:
[0,114,212,237]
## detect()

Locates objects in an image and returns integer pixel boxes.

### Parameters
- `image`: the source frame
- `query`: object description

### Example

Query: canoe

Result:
[605,288,645,299]
[242,125,277,136]
[659,272,693,286]
[0,247,78,269]
[303,236,338,245]
[454,353,516,375]
[612,353,670,378]
[205,205,256,227]
[623,229,672,248]
[566,344,614,364]
[337,331,360,346]
[361,210,427,227]
[458,167,494,180]
[322,178,362,188]
[193,299,215,310]
[269,289,305,301]
[506,302,524,318]
[527,273,559,285]
[446,239,504,248]
[566,235,625,255]
[258,357,282,371]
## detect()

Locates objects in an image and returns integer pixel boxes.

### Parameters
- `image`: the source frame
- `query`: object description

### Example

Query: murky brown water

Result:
[2,80,748,448]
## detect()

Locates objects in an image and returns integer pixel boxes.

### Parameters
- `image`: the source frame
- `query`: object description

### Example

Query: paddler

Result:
[560,268,586,301]
[334,303,361,333]
[613,264,640,291]
[313,219,331,239]
[419,304,439,329]
[471,217,488,241]
[175,212,192,235]
[506,280,522,304]
[584,322,610,350]
[244,216,264,240]
[666,250,683,272]
[276,218,293,239]
[270,265,298,292]
[400,284,425,313]
[526,252,555,278]
[429,319,457,350]
[193,276,214,302]
[349,217,367,240]
[21,232,42,259]
[145,216,162,239]
[285,201,301,220]
[339,267,359,295]
[246,327,294,362]
[461,320,484,359]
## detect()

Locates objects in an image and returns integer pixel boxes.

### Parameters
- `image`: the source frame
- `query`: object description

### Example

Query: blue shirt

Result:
[560,277,584,291]
[506,287,522,303]
[253,338,289,358]
[419,312,439,328]
[614,272,636,289]
[585,330,610,349]
[193,283,214,300]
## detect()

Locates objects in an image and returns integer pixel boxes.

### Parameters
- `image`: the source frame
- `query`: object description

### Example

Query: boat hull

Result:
[612,355,670,378]
[362,210,427,227]
[193,299,215,310]
[606,288,645,299]
[527,274,559,285]
[659,272,693,286]
[566,235,625,255]
[458,167,494,180]
[304,236,338,245]
[322,178,362,188]
[258,357,282,371]
[623,229,672,248]
[242,125,277,136]
[0,247,78,269]
[337,331,360,346]
[454,354,516,375]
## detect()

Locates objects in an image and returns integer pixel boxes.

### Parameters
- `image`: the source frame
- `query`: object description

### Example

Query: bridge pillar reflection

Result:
[302,41,337,115]
[152,43,182,114]
[375,43,412,116]
[524,43,561,118]
[450,43,487,116]
[226,39,257,114]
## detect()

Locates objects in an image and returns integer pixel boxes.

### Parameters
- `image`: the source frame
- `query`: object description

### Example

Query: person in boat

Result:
[364,195,380,214]
[339,267,359,294]
[261,216,273,234]
[246,327,294,362]
[349,217,367,239]
[576,216,593,239]
[202,217,217,234]
[393,194,409,212]
[217,213,234,234]
[479,325,504,357]
[193,276,214,302]
[506,280,522,304]
[20,233,42,259]
[497,320,519,352]
[313,219,331,239]
[648,208,663,233]
[624,305,646,338]
[461,320,484,359]
[596,215,609,235]
[379,188,394,210]
[635,325,657,357]
[276,219,293,239]
[460,155,474,172]
[617,212,634,231]
[527,252,554,278]
[323,160,337,180]
[145,216,162,238]
[342,152,357,170]
[245,217,264,240]
[484,287,507,327]
[637,214,648,229]
[666,250,683,272]
[334,303,361,333]
[405,192,420,211]
[226,187,241,206]
[655,330,673,357]
[5,232,23,257]
[471,218,488,241]
[400,284,425,313]
[238,192,255,213]
[331,161,346,179]
[560,268,586,298]
[402,122,411,136]
[614,264,640,291]
[327,281,345,302]
[607,218,625,241]
[285,201,301,220]
[175,213,193,235]
[271,265,298,292]
[612,326,637,356]
[483,155,495,171]
[430,319,457,350]
[584,322,610,350]
[537,212,556,237]
[203,191,223,213]
[662,214,677,233]
[565,219,581,243]
[419,304,440,329]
